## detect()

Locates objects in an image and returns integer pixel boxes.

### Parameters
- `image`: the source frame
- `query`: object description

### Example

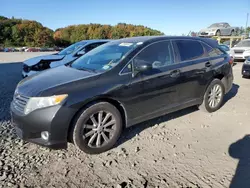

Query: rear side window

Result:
[174,40,205,62]
[203,43,224,57]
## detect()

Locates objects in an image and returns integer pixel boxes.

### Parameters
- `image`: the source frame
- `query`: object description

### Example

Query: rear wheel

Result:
[72,102,123,154]
[231,30,236,36]
[199,79,225,113]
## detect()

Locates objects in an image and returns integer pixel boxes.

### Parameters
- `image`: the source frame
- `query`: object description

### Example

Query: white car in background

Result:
[230,39,250,60]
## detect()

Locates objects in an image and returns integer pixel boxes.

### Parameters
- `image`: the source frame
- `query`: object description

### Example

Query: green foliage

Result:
[53,23,164,46]
[0,16,54,47]
[0,15,164,47]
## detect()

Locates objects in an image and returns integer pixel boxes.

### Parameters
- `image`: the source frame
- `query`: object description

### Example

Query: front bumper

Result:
[22,70,39,78]
[199,31,216,37]
[234,53,250,60]
[10,102,77,150]
[242,64,250,76]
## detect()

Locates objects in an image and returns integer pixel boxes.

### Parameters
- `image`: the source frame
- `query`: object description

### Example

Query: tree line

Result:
[0,16,164,47]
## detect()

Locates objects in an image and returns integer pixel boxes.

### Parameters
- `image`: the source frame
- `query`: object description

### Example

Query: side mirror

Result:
[134,60,152,72]
[76,50,86,56]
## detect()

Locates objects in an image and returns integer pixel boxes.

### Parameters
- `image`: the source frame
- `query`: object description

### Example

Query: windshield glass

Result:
[58,42,86,55]
[235,40,250,47]
[209,23,223,28]
[71,42,138,72]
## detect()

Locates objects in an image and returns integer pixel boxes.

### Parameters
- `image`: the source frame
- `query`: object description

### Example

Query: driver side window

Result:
[133,41,174,70]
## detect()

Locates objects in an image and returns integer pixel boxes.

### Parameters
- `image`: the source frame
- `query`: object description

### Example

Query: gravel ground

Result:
[0,53,250,188]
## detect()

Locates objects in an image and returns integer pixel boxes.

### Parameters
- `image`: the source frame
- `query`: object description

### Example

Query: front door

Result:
[129,40,180,121]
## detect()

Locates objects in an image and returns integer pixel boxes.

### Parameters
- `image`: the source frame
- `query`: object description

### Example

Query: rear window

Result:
[175,40,205,62]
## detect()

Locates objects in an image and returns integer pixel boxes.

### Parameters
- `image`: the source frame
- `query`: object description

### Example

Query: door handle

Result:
[205,62,212,68]
[170,69,180,78]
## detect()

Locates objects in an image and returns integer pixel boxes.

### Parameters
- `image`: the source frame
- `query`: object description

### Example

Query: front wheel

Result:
[199,79,225,113]
[216,30,221,36]
[72,102,123,154]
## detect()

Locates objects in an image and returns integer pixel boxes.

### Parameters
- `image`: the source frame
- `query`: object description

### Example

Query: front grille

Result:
[13,93,29,113]
[200,32,208,35]
[234,50,245,54]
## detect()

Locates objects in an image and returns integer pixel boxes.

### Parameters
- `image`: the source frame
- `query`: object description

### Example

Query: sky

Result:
[1,0,250,35]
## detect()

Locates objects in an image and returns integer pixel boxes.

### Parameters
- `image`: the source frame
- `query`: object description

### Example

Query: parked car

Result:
[25,48,40,52]
[199,22,239,37]
[242,57,250,78]
[11,36,233,154]
[230,39,250,60]
[22,39,110,77]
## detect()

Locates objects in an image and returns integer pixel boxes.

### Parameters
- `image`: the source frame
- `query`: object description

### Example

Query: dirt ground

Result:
[0,52,249,188]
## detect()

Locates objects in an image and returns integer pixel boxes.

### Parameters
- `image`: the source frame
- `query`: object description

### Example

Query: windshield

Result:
[71,42,139,72]
[58,42,86,55]
[209,23,223,28]
[219,45,229,52]
[235,40,250,47]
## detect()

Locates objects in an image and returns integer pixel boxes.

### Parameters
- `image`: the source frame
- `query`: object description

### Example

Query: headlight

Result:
[24,94,68,115]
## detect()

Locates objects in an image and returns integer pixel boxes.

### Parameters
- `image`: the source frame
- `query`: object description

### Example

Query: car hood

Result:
[17,65,97,97]
[23,54,65,66]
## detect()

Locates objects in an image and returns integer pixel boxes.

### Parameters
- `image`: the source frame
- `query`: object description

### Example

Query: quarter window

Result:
[203,43,224,57]
[175,40,205,61]
[133,41,174,69]
[121,63,132,74]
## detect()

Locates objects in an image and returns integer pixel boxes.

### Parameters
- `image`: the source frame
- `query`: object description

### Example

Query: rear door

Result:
[172,39,211,104]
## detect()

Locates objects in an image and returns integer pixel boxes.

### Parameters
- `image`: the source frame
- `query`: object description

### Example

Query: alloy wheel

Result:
[83,111,116,148]
[208,84,223,108]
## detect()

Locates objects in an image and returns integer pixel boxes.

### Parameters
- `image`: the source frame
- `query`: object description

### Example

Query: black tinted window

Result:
[203,43,224,57]
[134,41,173,69]
[175,40,205,61]
[85,42,106,53]
[121,63,132,74]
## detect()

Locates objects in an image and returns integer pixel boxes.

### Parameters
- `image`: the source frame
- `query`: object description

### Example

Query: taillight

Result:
[229,57,234,65]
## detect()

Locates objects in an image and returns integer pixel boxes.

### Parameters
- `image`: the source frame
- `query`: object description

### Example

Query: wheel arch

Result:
[67,96,128,142]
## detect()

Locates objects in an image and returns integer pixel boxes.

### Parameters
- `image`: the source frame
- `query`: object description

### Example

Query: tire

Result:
[231,30,236,36]
[199,79,225,113]
[72,102,123,154]
[216,30,221,36]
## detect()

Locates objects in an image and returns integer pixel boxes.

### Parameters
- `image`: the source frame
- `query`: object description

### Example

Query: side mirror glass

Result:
[134,60,152,73]
[76,50,86,56]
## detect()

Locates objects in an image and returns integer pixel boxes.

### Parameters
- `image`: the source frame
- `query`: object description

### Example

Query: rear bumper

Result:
[10,102,77,150]
[223,66,234,94]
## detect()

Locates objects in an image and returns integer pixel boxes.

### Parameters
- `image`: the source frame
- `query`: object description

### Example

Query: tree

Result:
[0,15,164,47]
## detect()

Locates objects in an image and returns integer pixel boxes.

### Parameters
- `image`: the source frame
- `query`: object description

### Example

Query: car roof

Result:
[108,36,219,47]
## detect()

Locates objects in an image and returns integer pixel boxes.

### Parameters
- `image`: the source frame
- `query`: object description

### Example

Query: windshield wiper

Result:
[77,67,97,73]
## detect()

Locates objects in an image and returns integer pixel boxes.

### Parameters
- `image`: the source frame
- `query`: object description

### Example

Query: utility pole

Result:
[246,13,249,37]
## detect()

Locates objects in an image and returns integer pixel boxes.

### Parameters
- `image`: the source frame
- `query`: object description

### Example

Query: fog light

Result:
[41,131,49,140]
